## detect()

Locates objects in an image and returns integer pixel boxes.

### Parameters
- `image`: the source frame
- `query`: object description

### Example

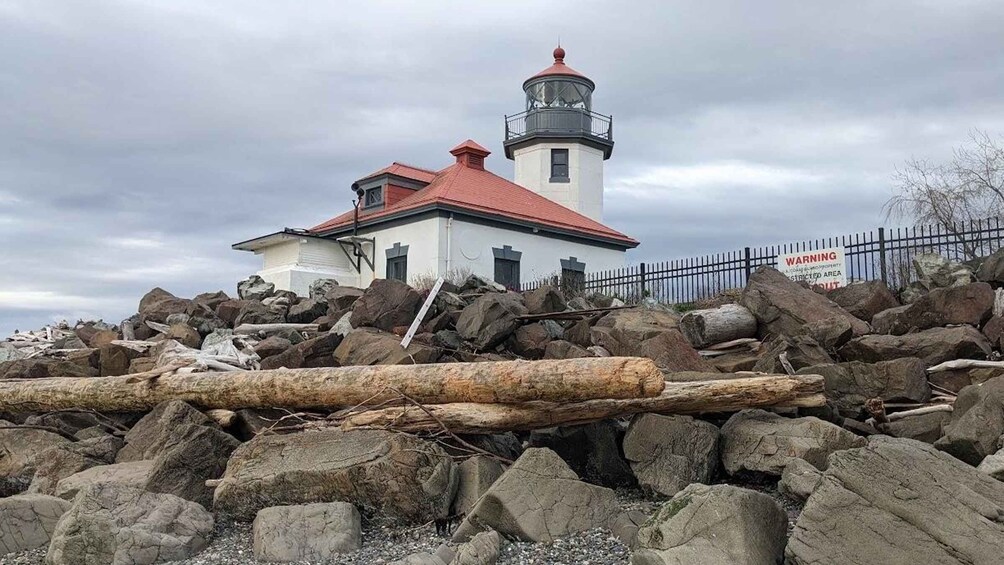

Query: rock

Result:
[977,448,1004,480]
[976,247,1004,285]
[928,365,1004,394]
[752,334,832,373]
[451,456,505,517]
[796,358,930,418]
[827,280,900,322]
[528,421,635,488]
[913,252,973,289]
[333,328,441,365]
[508,323,553,359]
[54,460,154,500]
[623,414,719,497]
[592,308,680,351]
[869,304,910,334]
[456,293,528,350]
[0,425,71,491]
[214,299,252,327]
[116,400,213,462]
[459,274,506,294]
[451,530,502,565]
[252,502,362,562]
[325,286,365,313]
[542,339,593,359]
[523,286,566,315]
[287,297,327,324]
[98,342,142,377]
[191,290,231,312]
[778,458,823,502]
[0,494,71,555]
[214,428,457,524]
[739,266,869,339]
[391,545,456,565]
[452,448,620,543]
[29,435,122,496]
[838,325,992,365]
[47,484,213,565]
[258,344,305,370]
[166,323,202,348]
[874,282,995,335]
[350,279,423,332]
[253,335,292,359]
[635,330,716,372]
[935,377,1004,465]
[238,275,275,301]
[144,423,240,506]
[877,409,951,444]
[234,300,285,326]
[308,278,339,300]
[982,314,1004,348]
[785,436,1004,565]
[138,287,192,324]
[802,315,855,348]
[0,358,97,380]
[24,412,115,439]
[631,484,787,565]
[720,409,866,476]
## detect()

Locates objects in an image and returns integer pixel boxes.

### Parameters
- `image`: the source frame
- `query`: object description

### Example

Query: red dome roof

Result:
[524,46,594,89]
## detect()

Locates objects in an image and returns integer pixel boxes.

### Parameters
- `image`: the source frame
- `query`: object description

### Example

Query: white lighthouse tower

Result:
[504,46,614,222]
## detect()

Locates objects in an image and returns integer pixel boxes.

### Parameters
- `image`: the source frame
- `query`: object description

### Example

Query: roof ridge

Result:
[390,161,440,175]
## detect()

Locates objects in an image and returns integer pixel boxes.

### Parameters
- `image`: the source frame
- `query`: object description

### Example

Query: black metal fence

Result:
[523,217,1004,304]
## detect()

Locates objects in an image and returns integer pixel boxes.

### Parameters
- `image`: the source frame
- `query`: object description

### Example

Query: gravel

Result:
[0,485,795,565]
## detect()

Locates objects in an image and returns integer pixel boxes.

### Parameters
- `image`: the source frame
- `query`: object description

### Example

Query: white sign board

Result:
[777,247,847,290]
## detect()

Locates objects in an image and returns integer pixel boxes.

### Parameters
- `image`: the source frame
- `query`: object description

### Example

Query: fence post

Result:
[743,247,752,281]
[639,262,647,299]
[878,227,888,284]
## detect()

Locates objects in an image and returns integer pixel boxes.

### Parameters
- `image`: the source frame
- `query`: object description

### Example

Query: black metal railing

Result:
[522,216,1004,305]
[504,108,613,142]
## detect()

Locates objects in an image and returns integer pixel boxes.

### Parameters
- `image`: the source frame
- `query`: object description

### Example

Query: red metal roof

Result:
[526,46,592,84]
[359,162,440,184]
[309,141,637,247]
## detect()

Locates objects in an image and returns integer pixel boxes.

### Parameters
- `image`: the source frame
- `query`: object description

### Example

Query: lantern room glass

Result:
[525,79,593,112]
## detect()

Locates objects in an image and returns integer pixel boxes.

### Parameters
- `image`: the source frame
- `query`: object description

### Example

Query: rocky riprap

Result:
[4,250,1004,564]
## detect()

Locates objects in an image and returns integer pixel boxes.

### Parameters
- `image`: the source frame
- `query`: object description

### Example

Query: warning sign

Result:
[777,247,847,290]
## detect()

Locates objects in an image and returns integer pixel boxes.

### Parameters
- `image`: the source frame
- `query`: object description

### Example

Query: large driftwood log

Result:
[0,357,664,413]
[680,304,758,349]
[339,374,825,433]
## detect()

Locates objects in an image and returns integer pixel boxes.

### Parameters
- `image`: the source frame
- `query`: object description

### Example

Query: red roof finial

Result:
[553,45,565,64]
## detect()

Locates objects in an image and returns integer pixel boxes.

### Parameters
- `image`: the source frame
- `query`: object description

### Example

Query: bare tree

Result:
[885,130,1004,259]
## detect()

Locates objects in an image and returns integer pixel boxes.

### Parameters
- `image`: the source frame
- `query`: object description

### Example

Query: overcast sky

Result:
[2,0,1004,336]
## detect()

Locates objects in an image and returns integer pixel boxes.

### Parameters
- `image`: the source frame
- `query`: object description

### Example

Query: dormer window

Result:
[363,187,383,208]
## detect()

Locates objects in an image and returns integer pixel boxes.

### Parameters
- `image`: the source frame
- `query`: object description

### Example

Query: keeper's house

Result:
[233,47,638,294]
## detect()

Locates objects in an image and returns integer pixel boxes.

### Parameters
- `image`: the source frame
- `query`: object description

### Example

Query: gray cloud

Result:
[2,0,1004,335]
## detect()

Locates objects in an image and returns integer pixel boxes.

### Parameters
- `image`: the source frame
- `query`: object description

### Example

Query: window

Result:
[560,256,586,296]
[364,187,383,207]
[550,149,569,182]
[493,245,522,290]
[385,243,408,282]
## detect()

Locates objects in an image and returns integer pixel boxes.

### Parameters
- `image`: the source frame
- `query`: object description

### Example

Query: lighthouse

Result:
[504,46,614,223]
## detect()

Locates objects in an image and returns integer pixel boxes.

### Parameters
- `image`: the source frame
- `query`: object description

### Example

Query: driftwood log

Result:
[339,373,826,433]
[0,357,664,413]
[680,304,758,349]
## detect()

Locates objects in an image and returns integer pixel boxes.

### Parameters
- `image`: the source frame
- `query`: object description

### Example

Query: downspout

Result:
[446,213,453,275]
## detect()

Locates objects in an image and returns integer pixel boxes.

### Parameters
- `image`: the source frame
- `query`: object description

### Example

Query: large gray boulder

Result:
[0,494,71,555]
[827,280,899,322]
[796,357,930,418]
[720,409,865,476]
[116,400,213,462]
[138,287,192,324]
[523,285,566,315]
[873,282,995,335]
[778,458,823,502]
[308,278,339,300]
[46,484,213,565]
[54,460,154,500]
[623,414,719,497]
[876,409,951,444]
[452,448,620,543]
[631,484,787,565]
[739,266,869,338]
[0,424,71,493]
[452,530,502,565]
[752,334,832,374]
[935,377,1004,465]
[451,456,505,517]
[214,429,457,524]
[838,325,992,365]
[785,437,1004,565]
[143,423,240,506]
[333,328,441,365]
[237,275,275,301]
[914,252,973,289]
[456,293,528,350]
[252,502,362,562]
[527,420,635,488]
[977,448,1004,480]
[977,247,1004,285]
[286,297,328,324]
[29,435,122,496]
[350,278,422,332]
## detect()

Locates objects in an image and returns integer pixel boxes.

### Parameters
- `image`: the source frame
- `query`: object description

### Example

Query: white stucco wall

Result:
[255,237,358,295]
[513,142,605,222]
[352,216,444,287]
[444,217,626,284]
